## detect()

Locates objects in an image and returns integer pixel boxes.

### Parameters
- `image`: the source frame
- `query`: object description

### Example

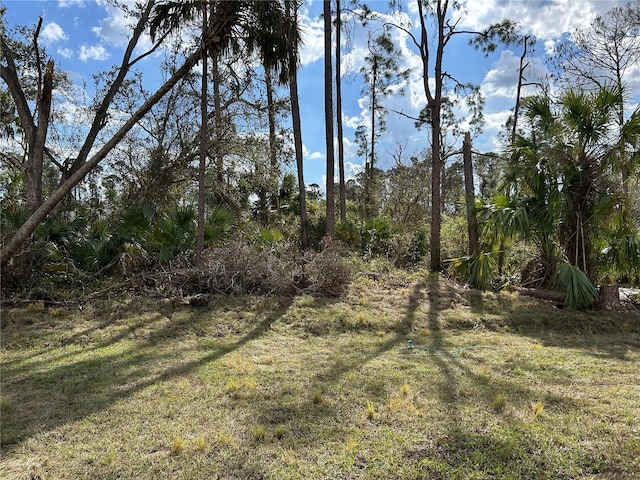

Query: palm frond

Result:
[447,252,495,290]
[553,262,598,310]
[205,204,238,244]
[149,0,201,41]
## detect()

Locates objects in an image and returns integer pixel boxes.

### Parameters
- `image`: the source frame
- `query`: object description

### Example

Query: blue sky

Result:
[2,0,638,191]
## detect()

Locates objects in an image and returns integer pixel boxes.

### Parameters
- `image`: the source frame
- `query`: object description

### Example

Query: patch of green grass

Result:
[170,435,185,455]
[252,425,267,441]
[492,393,507,413]
[1,278,639,479]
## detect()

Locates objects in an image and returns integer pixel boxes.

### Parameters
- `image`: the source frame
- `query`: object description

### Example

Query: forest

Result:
[1,0,639,308]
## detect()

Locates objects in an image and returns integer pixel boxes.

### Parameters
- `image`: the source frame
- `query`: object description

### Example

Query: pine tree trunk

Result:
[196,2,209,267]
[323,0,335,238]
[335,0,346,222]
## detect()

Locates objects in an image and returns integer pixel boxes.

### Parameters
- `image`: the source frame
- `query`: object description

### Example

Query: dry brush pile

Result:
[144,240,354,299]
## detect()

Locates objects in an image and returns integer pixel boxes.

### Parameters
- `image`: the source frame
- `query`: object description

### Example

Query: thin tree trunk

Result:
[367,56,377,220]
[213,54,224,199]
[511,36,529,141]
[323,0,335,238]
[463,132,479,256]
[429,4,444,272]
[286,1,308,249]
[266,67,279,217]
[196,1,208,266]
[335,0,346,222]
[440,158,446,215]
[499,35,530,274]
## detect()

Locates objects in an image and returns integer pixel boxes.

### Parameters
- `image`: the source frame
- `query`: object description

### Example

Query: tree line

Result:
[1,0,639,309]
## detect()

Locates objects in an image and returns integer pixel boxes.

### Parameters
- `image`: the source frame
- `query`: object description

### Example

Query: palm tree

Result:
[150,0,301,261]
[488,86,640,308]
[285,0,309,249]
[0,1,301,266]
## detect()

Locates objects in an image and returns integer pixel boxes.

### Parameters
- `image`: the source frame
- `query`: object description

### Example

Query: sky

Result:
[2,0,639,192]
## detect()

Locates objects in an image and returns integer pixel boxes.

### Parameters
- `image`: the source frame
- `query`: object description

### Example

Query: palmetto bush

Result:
[553,262,599,310]
[447,252,495,290]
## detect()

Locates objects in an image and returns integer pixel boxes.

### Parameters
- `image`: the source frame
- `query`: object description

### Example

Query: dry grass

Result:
[1,274,640,479]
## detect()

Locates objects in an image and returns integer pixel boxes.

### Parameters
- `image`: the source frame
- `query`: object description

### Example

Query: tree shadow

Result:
[250,281,429,451]
[461,286,640,361]
[0,296,293,454]
[398,277,599,477]
[1,310,171,374]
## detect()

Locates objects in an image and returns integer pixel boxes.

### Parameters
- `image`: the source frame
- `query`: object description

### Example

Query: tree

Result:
[0,87,18,139]
[462,132,479,256]
[1,0,300,265]
[285,0,309,248]
[386,1,514,271]
[551,1,640,195]
[335,0,347,222]
[324,0,335,238]
[1,18,54,216]
[492,86,640,307]
[552,1,640,114]
[2,1,164,264]
[383,143,431,228]
[150,0,286,263]
[356,31,408,220]
[197,1,209,265]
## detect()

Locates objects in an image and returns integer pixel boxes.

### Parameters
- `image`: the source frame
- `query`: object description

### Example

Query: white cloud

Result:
[79,44,110,62]
[341,136,361,161]
[458,0,623,43]
[481,50,551,104]
[41,22,68,43]
[482,50,521,99]
[345,161,364,180]
[90,2,155,55]
[58,0,85,7]
[298,12,324,66]
[481,109,512,150]
[57,47,74,59]
[303,144,324,161]
[544,39,556,56]
[92,10,132,48]
[344,113,364,130]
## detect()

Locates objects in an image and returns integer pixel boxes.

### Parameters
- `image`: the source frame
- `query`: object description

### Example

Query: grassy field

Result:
[1,273,639,479]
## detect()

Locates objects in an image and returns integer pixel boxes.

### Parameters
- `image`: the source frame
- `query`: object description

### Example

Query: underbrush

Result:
[1,239,355,304]
[152,239,354,298]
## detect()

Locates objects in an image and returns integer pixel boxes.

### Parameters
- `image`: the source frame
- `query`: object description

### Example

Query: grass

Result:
[1,274,640,479]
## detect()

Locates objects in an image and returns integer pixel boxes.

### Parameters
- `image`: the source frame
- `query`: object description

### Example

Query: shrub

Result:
[301,240,354,297]
[388,230,429,267]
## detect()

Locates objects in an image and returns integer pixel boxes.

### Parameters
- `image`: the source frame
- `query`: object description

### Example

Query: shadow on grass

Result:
[250,280,429,449]
[0,297,293,454]
[452,285,640,361]
[399,278,604,478]
[1,311,171,375]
